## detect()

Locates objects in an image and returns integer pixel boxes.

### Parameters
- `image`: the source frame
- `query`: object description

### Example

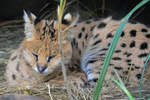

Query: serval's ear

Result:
[23,10,37,41]
[63,13,79,40]
[23,10,36,23]
[54,13,79,40]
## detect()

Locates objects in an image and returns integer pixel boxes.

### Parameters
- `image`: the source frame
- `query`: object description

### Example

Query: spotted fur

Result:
[6,11,150,88]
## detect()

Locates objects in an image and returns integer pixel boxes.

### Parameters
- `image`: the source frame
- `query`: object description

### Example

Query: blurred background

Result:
[0,0,150,25]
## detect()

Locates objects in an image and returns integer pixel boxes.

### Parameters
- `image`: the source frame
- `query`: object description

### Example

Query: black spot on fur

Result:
[73,25,77,27]
[110,64,114,66]
[82,41,85,48]
[81,27,85,32]
[16,62,20,71]
[121,43,126,48]
[131,67,134,71]
[99,53,105,56]
[111,72,115,75]
[71,39,76,48]
[87,60,98,64]
[129,40,135,48]
[130,30,136,37]
[128,63,131,66]
[107,43,111,47]
[78,32,82,39]
[90,47,97,51]
[123,71,128,75]
[93,78,98,82]
[128,67,134,71]
[140,42,148,50]
[106,33,113,38]
[135,66,140,69]
[78,49,81,55]
[72,38,76,45]
[114,66,123,70]
[40,37,42,40]
[136,74,141,79]
[86,20,91,24]
[92,40,102,46]
[12,74,16,80]
[121,31,125,37]
[124,52,132,57]
[69,66,76,72]
[120,76,123,79]
[126,59,131,63]
[145,34,150,38]
[115,50,121,53]
[112,57,122,60]
[90,25,96,31]
[96,71,100,74]
[11,55,17,61]
[138,53,148,58]
[75,42,78,49]
[85,34,88,40]
[88,78,98,83]
[101,63,103,66]
[100,48,108,51]
[94,34,99,39]
[141,28,148,32]
[43,26,46,31]
[97,22,106,28]
[74,63,80,68]
[71,41,73,48]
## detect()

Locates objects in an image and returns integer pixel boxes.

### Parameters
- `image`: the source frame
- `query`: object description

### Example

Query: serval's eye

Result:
[32,52,38,61]
[47,55,56,62]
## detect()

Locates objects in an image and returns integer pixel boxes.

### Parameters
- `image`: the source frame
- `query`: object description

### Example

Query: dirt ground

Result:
[0,20,150,100]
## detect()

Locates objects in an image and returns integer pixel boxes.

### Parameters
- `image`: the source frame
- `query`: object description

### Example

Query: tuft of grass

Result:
[93,0,150,100]
[57,0,73,100]
[139,53,150,98]
[110,69,134,100]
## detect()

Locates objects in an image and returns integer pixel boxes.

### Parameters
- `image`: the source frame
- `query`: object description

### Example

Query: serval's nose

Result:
[37,65,46,73]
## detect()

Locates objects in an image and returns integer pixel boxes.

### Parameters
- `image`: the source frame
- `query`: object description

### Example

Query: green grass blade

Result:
[139,53,150,98]
[110,77,135,100]
[113,69,125,88]
[93,0,150,100]
[57,0,73,100]
[60,0,63,10]
[111,69,134,100]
